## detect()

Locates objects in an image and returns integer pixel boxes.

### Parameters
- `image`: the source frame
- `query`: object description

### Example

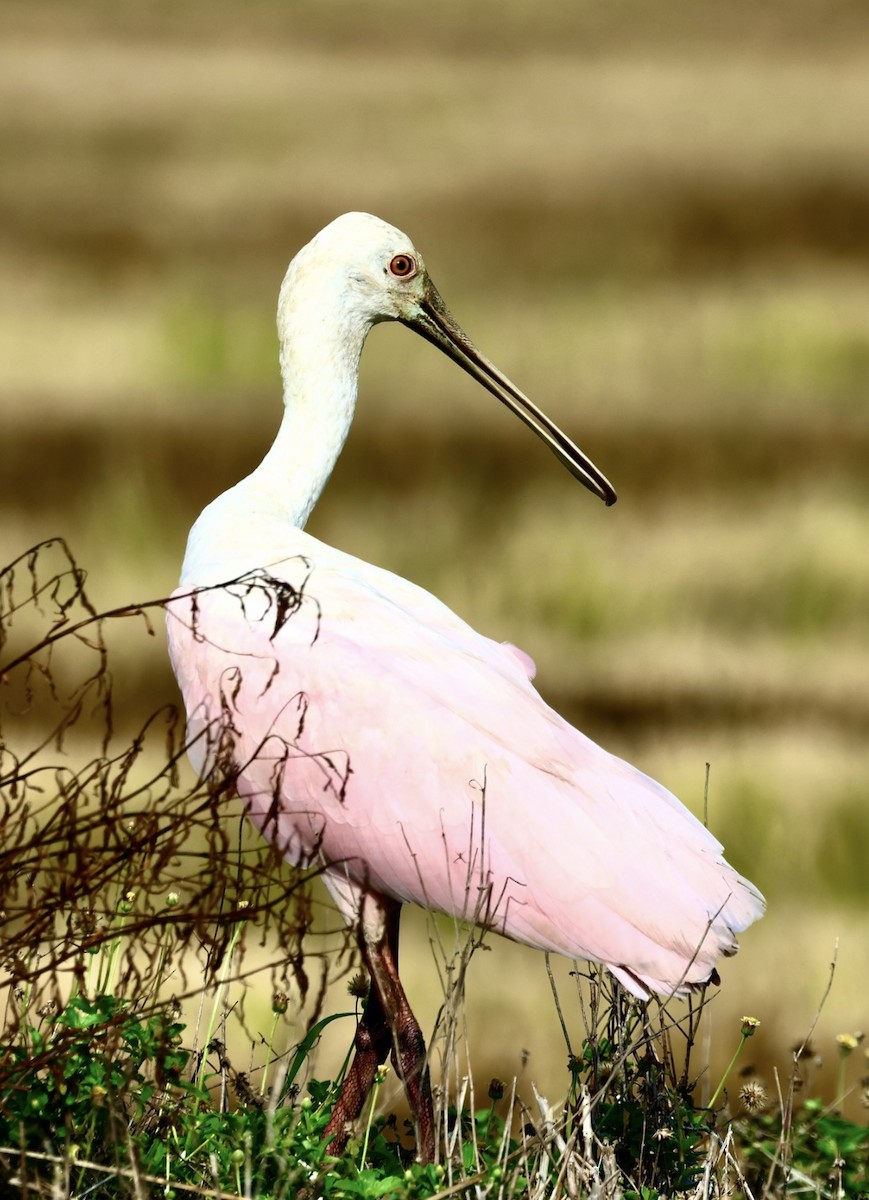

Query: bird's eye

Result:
[389,254,417,278]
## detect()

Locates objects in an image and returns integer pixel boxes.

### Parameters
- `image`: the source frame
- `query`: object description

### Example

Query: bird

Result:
[166,211,764,1162]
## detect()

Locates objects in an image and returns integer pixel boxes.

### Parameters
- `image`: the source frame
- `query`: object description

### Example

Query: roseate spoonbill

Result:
[167,212,764,1161]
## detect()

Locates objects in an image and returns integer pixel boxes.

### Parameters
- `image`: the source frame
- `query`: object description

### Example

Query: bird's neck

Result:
[250,254,382,524]
[255,315,366,529]
[181,289,370,584]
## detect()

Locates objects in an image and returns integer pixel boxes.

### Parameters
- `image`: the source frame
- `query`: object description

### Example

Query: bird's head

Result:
[280,211,432,326]
[279,212,617,506]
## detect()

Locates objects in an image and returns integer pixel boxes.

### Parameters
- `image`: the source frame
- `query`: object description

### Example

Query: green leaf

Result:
[286,1012,355,1090]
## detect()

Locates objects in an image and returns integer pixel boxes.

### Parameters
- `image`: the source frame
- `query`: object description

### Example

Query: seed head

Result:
[348,971,368,999]
[739,1081,768,1112]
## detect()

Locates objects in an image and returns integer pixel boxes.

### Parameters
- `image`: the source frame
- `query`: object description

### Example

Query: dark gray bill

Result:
[401,281,616,506]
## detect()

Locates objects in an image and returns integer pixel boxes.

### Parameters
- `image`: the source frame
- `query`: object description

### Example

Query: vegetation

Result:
[3,3,869,1066]
[2,543,867,1198]
[2,1,868,1191]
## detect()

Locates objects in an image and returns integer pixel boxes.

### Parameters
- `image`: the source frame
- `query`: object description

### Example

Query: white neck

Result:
[181,262,374,583]
[258,290,367,529]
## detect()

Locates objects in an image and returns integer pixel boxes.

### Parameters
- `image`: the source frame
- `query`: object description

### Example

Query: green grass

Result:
[4,874,866,1200]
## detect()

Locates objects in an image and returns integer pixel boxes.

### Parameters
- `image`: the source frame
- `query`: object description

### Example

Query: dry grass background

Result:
[2,0,869,1119]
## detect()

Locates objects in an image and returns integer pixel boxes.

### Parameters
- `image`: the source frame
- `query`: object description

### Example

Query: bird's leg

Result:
[323,973,392,1155]
[324,894,435,1163]
[368,900,435,1162]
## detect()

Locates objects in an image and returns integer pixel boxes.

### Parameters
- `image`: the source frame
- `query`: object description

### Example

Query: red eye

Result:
[389,254,417,278]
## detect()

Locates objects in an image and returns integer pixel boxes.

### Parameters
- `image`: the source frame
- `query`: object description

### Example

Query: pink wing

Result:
[167,544,764,998]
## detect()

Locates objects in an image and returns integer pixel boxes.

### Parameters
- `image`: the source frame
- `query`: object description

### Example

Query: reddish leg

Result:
[324,895,435,1162]
[323,974,392,1152]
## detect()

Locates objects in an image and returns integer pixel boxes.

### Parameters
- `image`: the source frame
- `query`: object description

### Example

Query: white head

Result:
[277,212,616,506]
[278,212,431,337]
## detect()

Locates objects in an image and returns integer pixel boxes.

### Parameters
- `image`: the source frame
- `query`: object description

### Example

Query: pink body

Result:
[168,536,761,998]
[168,212,763,1004]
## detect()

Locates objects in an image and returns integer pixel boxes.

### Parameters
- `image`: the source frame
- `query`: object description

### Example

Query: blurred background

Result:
[3,0,868,1111]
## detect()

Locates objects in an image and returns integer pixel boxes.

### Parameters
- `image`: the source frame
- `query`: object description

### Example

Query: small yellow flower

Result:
[836,1032,859,1054]
[741,1016,760,1037]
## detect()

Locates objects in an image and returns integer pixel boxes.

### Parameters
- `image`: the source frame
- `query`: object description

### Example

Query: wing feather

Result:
[168,533,764,998]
